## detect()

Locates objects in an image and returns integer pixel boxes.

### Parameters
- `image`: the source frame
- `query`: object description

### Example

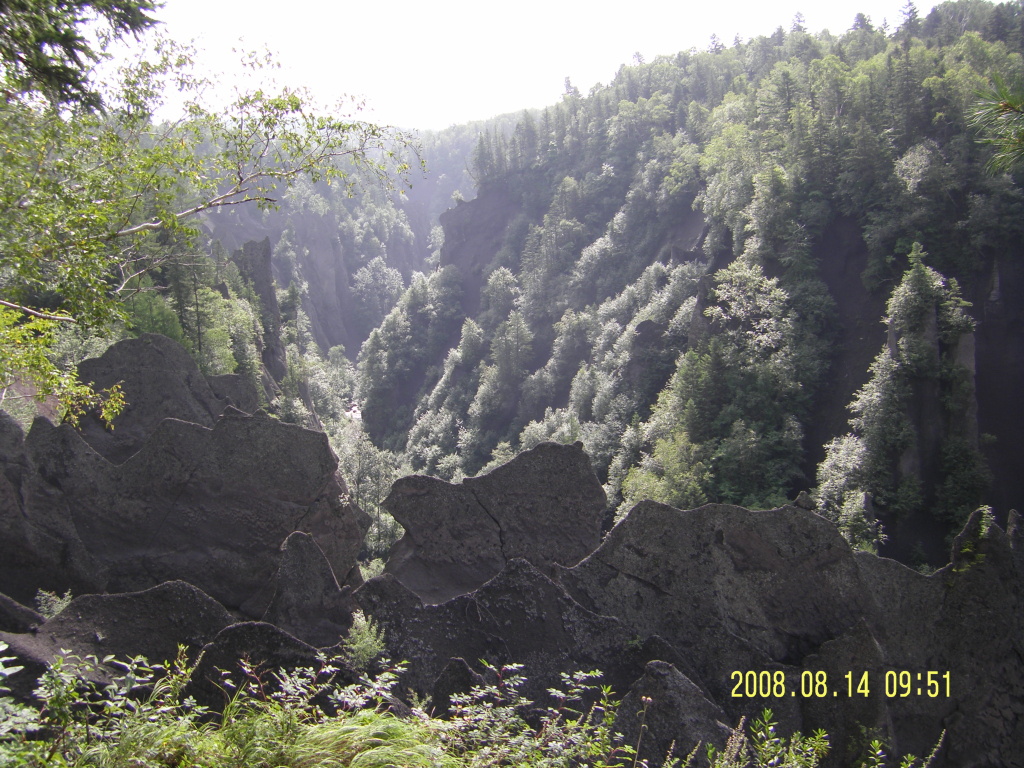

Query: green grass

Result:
[0,643,943,768]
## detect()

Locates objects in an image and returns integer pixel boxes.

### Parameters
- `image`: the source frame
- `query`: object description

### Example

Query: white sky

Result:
[150,0,923,131]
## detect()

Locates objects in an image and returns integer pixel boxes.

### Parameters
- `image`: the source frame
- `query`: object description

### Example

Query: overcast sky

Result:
[149,0,924,131]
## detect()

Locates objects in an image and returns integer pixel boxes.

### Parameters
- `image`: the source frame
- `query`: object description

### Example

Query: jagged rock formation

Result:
[613,661,732,767]
[0,593,42,634]
[438,186,522,317]
[359,494,1024,766]
[383,441,606,603]
[75,333,254,463]
[186,620,330,709]
[0,334,369,610]
[571,502,1023,766]
[559,501,874,686]
[260,531,359,647]
[0,581,234,700]
[357,558,650,699]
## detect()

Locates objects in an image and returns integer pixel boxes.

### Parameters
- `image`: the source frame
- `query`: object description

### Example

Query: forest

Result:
[4,0,1024,570]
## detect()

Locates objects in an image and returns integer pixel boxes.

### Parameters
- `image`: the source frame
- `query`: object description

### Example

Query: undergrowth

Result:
[0,642,942,768]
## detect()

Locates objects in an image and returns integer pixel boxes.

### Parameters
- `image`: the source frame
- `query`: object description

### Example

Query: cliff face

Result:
[438,185,522,317]
[281,209,357,353]
[975,256,1024,516]
[426,178,1021,532]
[204,193,430,359]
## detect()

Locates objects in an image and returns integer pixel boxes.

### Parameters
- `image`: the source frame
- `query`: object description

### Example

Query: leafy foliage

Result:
[970,77,1024,170]
[0,646,932,768]
[34,589,73,620]
[0,0,157,107]
[340,610,386,673]
[0,4,414,424]
[815,245,987,550]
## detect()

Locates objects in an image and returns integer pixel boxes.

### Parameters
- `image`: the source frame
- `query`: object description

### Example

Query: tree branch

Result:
[0,299,76,322]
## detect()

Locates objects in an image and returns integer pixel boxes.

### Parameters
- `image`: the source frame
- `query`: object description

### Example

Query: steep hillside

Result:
[348,0,1024,565]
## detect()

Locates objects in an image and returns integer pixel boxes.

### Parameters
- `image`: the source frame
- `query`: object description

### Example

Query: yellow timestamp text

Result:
[729,670,951,699]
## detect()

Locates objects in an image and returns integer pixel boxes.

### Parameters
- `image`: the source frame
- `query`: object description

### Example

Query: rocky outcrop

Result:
[0,593,42,634]
[76,333,238,462]
[439,185,522,317]
[260,531,359,647]
[383,441,606,603]
[555,501,1024,767]
[0,335,369,611]
[364,462,1023,766]
[0,581,233,700]
[7,410,361,610]
[560,501,874,689]
[850,510,1024,767]
[357,558,650,700]
[613,661,732,768]
[187,621,328,708]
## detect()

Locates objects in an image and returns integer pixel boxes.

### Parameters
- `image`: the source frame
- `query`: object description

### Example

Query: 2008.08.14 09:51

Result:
[729,670,952,698]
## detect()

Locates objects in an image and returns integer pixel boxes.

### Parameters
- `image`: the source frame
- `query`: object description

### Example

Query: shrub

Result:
[340,610,386,673]
[34,589,72,619]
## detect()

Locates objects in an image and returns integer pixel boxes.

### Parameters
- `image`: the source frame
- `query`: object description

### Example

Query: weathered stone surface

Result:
[430,657,484,717]
[439,186,522,317]
[261,531,358,647]
[853,509,1024,767]
[76,334,227,462]
[0,413,108,603]
[384,475,503,604]
[558,500,1024,767]
[359,558,649,701]
[206,375,261,415]
[613,661,732,767]
[560,501,871,699]
[0,592,42,634]
[41,412,351,608]
[0,581,233,700]
[188,621,327,709]
[795,621,893,767]
[0,336,367,611]
[384,441,605,603]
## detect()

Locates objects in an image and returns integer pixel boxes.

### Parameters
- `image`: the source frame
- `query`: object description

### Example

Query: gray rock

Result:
[430,657,484,717]
[560,501,871,704]
[262,531,359,647]
[206,374,261,415]
[0,592,42,634]
[75,333,226,462]
[358,558,648,701]
[188,621,326,709]
[613,661,732,767]
[384,441,605,603]
[0,581,233,700]
[0,341,367,611]
[854,508,1024,767]
[0,414,108,603]
[556,500,1024,767]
